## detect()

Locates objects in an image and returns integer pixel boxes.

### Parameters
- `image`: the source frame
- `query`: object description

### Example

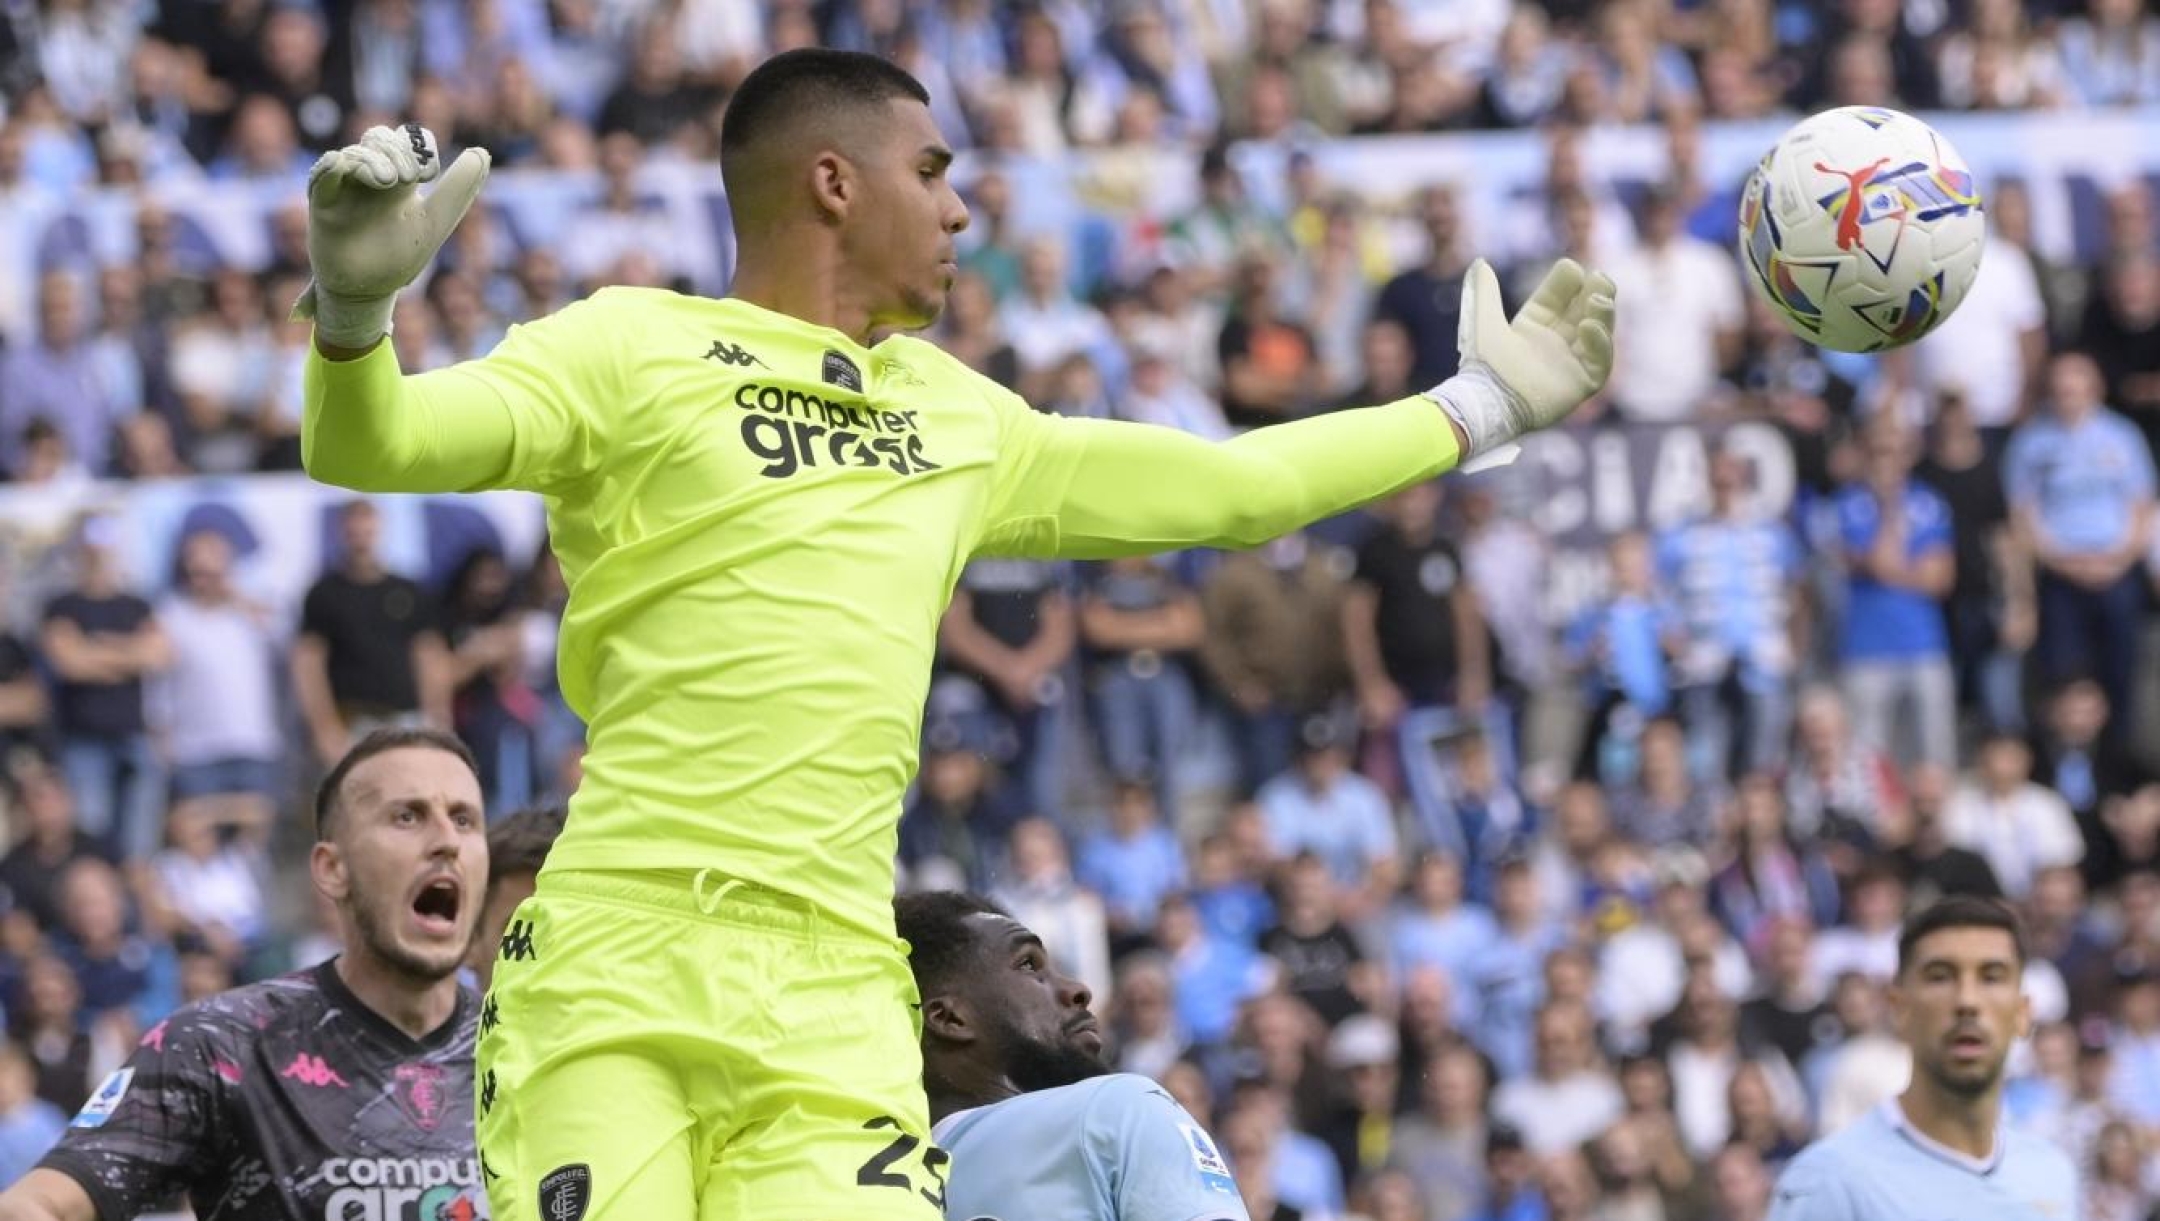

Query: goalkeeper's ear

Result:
[920,995,976,1046]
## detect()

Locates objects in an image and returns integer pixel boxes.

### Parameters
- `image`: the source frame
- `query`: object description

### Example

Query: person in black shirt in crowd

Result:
[294,500,452,768]
[1914,388,2029,737]
[0,728,490,1221]
[39,516,170,864]
[0,569,47,767]
[1372,186,1470,391]
[937,557,1076,819]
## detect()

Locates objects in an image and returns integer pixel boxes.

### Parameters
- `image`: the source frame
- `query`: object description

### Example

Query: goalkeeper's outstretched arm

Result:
[297,125,606,496]
[984,258,1615,559]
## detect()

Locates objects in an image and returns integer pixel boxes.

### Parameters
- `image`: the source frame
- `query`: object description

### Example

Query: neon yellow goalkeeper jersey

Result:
[304,289,1460,937]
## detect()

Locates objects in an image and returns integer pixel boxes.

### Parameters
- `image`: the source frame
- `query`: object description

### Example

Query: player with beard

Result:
[1767,897,2080,1221]
[896,891,1249,1221]
[0,728,491,1221]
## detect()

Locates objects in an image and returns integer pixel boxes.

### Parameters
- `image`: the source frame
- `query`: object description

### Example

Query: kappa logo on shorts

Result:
[499,919,537,963]
[538,1163,592,1221]
[479,1069,497,1116]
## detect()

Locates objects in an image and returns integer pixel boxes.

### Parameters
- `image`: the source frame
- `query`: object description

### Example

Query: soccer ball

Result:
[1737,107,1986,353]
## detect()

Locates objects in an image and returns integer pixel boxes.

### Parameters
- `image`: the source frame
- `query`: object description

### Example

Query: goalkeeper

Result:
[298,49,1615,1221]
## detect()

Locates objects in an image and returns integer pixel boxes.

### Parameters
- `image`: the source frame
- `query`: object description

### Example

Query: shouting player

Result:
[1766,897,2080,1221]
[0,728,490,1221]
[897,891,1249,1221]
[294,49,1615,1221]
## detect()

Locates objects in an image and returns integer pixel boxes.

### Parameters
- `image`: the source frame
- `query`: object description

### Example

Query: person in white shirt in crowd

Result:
[1905,220,2048,451]
[988,816,1116,1009]
[1942,731,2085,900]
[1000,234,1120,403]
[1491,997,1625,1156]
[151,526,283,842]
[1605,183,1744,423]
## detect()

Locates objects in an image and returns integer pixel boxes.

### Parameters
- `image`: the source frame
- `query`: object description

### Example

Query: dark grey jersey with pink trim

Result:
[37,960,487,1221]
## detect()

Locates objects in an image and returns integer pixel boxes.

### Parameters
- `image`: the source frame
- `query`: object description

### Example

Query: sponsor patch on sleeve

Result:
[1178,1123,1237,1195]
[72,1067,135,1129]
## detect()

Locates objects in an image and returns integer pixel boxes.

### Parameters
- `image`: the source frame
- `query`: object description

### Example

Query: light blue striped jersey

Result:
[931,1073,1251,1221]
[1767,1100,2081,1221]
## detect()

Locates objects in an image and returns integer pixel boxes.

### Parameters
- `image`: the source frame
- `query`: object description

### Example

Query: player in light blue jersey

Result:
[1768,897,2080,1221]
[896,892,1250,1221]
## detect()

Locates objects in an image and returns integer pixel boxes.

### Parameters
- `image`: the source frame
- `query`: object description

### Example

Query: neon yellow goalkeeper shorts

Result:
[476,870,947,1221]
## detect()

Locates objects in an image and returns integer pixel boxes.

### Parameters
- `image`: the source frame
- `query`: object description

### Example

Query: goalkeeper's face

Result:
[962,913,1111,1092]
[843,100,970,331]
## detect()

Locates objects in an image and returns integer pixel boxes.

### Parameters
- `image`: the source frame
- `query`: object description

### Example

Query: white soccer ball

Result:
[1737,106,1986,353]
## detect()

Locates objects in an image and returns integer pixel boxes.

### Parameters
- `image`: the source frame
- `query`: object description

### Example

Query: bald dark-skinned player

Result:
[291,48,1616,1221]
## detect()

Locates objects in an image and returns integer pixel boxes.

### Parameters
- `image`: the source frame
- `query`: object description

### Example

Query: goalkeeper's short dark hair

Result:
[719,49,929,197]
[895,890,1007,999]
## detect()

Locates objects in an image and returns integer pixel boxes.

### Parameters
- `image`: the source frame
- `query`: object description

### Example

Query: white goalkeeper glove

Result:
[292,123,491,350]
[1425,257,1616,464]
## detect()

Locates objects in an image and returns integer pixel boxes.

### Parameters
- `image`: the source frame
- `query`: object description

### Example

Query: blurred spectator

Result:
[1462,858,1565,1080]
[1833,418,1957,768]
[1217,253,1324,429]
[1078,780,1189,949]
[1257,715,1399,913]
[1080,554,1204,819]
[49,857,175,1038]
[150,801,267,970]
[1153,892,1271,1050]
[293,500,451,767]
[40,519,169,862]
[1738,917,1832,1070]
[1708,775,1842,955]
[0,1039,64,1190]
[1916,388,2031,736]
[1493,997,1624,1155]
[1003,236,1119,404]
[1908,225,2049,448]
[1107,952,1188,1081]
[1657,448,1804,779]
[1606,185,1743,423]
[0,763,116,932]
[1262,854,1379,1027]
[2056,0,2160,106]
[1608,716,1718,850]
[1566,531,1682,784]
[1782,685,1900,855]
[1372,185,1470,390]
[1811,866,1906,985]
[897,724,1017,895]
[154,527,281,839]
[939,556,1076,817]
[2005,352,2156,745]
[0,270,130,479]
[2076,251,2160,457]
[440,548,542,813]
[1391,1039,1494,1221]
[1942,732,2084,899]
[1316,1011,1402,1189]
[1879,762,2007,905]
[10,954,95,1117]
[1200,532,1351,795]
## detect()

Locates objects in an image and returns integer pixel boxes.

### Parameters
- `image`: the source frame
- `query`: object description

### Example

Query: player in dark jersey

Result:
[0,727,491,1221]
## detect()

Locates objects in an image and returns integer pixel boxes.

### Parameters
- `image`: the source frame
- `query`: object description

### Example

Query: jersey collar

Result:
[1880,1098,2004,1175]
[314,958,472,1055]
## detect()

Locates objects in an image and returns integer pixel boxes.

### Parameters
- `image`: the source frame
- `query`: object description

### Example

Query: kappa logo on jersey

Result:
[281,1053,349,1088]
[538,1163,592,1221]
[704,339,766,368]
[729,383,943,480]
[1178,1123,1238,1195]
[394,1062,448,1131]
[323,1156,488,1221]
[822,349,863,392]
[499,918,538,962]
[480,993,501,1035]
[71,1067,134,1129]
[480,1068,498,1115]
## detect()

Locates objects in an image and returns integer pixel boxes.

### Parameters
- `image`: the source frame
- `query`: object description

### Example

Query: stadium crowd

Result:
[1,1,2159,1220]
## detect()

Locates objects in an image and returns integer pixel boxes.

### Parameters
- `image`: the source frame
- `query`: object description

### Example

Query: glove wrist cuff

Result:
[1423,361,1527,459]
[304,283,397,351]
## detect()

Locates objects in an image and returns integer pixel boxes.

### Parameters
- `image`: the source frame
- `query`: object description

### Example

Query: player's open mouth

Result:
[411,877,462,936]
